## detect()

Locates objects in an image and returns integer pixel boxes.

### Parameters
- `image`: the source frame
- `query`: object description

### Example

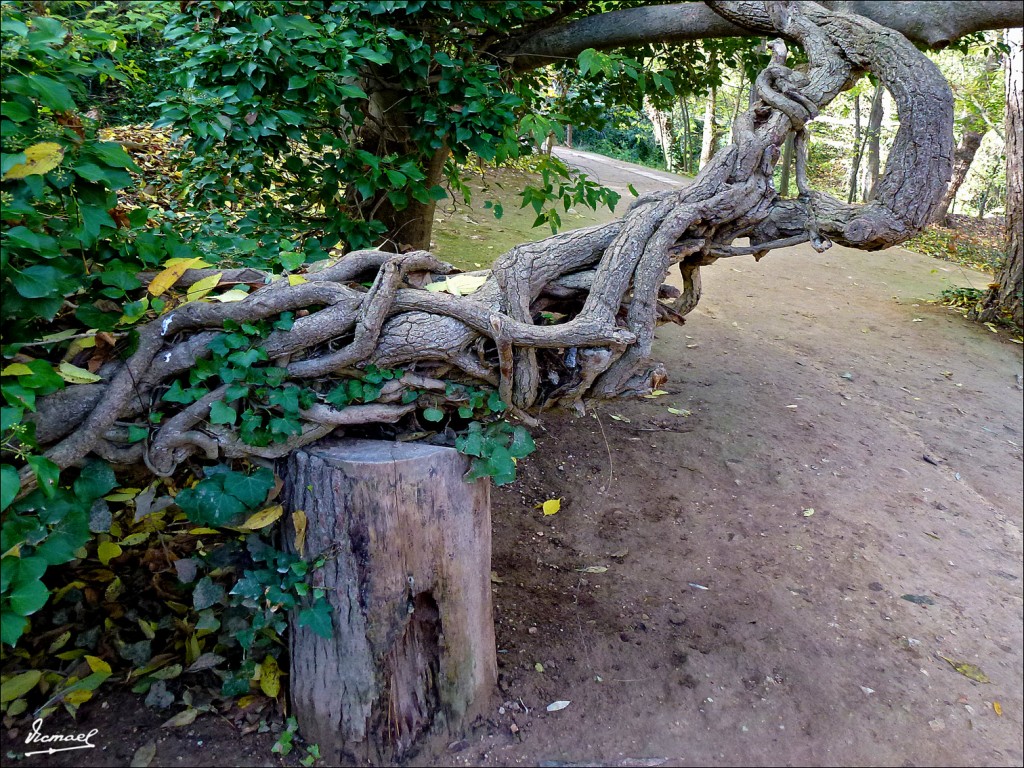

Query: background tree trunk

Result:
[699,85,718,169]
[981,27,1023,328]
[643,96,675,171]
[860,82,885,201]
[932,129,984,224]
[284,439,496,764]
[779,132,794,197]
[847,92,862,203]
[678,95,692,173]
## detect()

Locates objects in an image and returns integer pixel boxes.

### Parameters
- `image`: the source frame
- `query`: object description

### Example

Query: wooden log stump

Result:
[282,438,496,764]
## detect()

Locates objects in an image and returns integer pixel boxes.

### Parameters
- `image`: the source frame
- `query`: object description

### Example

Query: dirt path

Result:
[416,149,1024,767]
[4,151,1020,768]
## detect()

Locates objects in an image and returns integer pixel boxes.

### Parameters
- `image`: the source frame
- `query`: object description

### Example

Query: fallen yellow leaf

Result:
[211,289,250,303]
[185,272,223,302]
[542,498,561,516]
[938,655,990,683]
[259,655,281,698]
[240,504,283,531]
[424,273,488,296]
[993,701,1002,716]
[292,510,307,557]
[149,257,205,296]
[642,390,669,398]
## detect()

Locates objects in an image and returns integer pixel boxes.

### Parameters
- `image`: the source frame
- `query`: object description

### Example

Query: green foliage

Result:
[456,420,535,486]
[574,108,664,169]
[1,459,114,647]
[939,285,987,313]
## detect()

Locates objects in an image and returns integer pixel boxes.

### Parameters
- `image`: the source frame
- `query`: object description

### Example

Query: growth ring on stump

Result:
[283,439,495,763]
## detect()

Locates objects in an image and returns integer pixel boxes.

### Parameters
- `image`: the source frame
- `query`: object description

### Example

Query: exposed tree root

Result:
[23,1,953,491]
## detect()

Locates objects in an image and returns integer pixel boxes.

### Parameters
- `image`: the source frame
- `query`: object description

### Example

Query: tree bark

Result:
[932,129,984,224]
[861,82,885,202]
[699,85,718,169]
[284,439,495,764]
[981,27,1023,328]
[506,1,1024,69]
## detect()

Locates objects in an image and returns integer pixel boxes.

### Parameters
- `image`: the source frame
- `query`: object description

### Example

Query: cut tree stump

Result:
[283,438,496,764]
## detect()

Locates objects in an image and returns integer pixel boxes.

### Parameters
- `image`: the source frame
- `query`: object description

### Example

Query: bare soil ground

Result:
[4,150,1021,768]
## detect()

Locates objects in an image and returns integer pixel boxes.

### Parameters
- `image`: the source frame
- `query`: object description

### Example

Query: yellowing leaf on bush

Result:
[3,142,64,180]
[292,510,307,557]
[63,689,94,706]
[542,498,561,516]
[185,272,223,302]
[188,527,221,535]
[1,363,35,376]
[0,670,42,703]
[424,273,488,296]
[149,257,205,296]
[104,487,141,502]
[58,362,103,384]
[86,655,112,674]
[259,655,281,698]
[241,505,283,531]
[162,257,212,269]
[211,289,250,303]
[97,541,122,565]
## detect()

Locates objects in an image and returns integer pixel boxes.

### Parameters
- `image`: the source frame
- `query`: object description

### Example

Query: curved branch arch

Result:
[23,1,958,491]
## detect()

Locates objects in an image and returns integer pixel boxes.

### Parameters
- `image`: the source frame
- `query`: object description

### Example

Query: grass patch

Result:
[430,165,622,271]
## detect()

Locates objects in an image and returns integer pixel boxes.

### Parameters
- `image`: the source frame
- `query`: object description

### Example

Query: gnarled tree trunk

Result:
[21,1,958,495]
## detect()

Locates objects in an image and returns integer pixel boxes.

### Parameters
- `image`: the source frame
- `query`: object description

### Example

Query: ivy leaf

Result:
[192,576,226,611]
[8,578,49,616]
[175,484,247,527]
[508,426,536,458]
[0,465,19,512]
[12,265,63,299]
[221,468,275,509]
[26,455,60,498]
[298,601,333,639]
[208,400,237,425]
[422,407,444,423]
[74,460,117,501]
[1,612,28,647]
